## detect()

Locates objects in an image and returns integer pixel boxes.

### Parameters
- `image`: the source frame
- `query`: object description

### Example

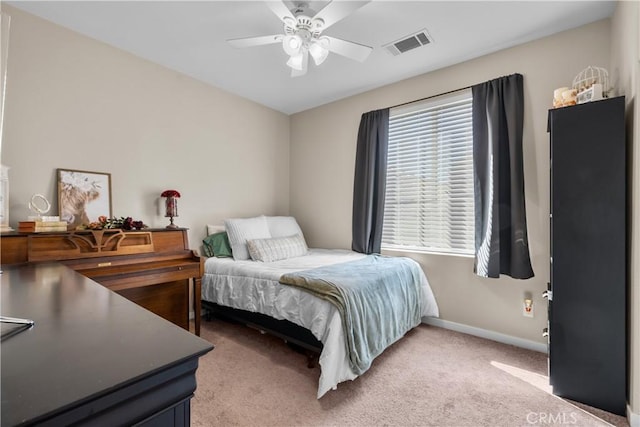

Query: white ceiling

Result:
[7,1,616,114]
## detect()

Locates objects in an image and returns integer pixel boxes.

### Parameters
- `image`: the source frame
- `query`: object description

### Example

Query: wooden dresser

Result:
[0,228,203,336]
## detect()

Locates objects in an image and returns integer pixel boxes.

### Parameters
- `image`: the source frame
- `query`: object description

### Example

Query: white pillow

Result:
[224,216,272,261]
[247,234,308,262]
[207,224,225,235]
[266,216,304,238]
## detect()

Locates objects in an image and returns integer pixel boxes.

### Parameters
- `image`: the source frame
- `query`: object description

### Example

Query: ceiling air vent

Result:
[384,29,433,56]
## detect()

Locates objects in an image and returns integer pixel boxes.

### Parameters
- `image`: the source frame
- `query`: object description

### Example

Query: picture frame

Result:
[57,168,112,229]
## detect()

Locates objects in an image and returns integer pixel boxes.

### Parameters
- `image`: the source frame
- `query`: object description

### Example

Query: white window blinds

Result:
[382,90,474,256]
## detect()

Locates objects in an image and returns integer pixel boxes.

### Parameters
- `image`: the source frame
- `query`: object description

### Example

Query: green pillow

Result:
[203,231,233,258]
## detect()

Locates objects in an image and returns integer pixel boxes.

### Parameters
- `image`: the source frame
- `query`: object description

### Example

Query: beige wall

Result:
[610,0,640,420]
[290,20,612,344]
[1,5,290,249]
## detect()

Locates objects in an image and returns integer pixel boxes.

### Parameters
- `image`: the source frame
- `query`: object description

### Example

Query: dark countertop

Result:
[1,262,213,426]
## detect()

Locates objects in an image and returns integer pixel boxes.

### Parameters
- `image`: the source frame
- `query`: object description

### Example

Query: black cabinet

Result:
[548,96,626,415]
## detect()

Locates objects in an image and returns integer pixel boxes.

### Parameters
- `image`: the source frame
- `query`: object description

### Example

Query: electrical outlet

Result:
[523,298,534,318]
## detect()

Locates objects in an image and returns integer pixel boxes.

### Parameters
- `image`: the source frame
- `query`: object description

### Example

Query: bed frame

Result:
[201,301,323,367]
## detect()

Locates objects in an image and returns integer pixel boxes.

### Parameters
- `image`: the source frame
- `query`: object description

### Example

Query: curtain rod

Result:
[389,73,522,110]
[388,84,473,110]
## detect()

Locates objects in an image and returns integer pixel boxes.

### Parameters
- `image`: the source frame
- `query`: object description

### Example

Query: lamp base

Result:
[166,216,179,229]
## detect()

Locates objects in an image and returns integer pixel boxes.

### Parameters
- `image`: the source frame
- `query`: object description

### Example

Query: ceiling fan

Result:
[227,1,373,77]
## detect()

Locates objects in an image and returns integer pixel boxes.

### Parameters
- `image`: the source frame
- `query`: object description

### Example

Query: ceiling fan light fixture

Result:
[283,34,302,56]
[309,38,329,66]
[286,52,305,70]
[229,0,374,77]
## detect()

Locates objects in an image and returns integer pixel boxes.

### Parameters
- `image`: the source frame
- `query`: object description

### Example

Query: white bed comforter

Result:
[201,248,439,398]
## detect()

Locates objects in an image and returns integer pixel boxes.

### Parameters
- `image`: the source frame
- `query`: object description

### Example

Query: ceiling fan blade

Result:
[227,35,283,48]
[313,1,370,30]
[324,36,372,62]
[265,0,295,23]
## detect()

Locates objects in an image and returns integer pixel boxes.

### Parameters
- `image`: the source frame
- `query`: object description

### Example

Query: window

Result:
[382,90,474,256]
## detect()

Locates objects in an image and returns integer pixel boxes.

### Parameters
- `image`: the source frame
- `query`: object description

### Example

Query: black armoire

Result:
[547,96,626,415]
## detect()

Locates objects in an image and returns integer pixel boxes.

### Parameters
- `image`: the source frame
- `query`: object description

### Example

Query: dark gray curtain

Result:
[352,108,389,254]
[472,73,534,279]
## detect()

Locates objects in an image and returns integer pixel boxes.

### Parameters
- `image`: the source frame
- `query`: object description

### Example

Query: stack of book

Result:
[18,220,68,233]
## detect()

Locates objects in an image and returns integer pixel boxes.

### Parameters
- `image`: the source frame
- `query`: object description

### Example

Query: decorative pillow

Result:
[203,232,233,258]
[266,216,304,238]
[224,216,272,260]
[247,234,308,262]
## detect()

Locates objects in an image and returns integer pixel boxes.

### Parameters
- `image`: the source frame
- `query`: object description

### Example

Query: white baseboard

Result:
[629,405,640,427]
[422,317,548,353]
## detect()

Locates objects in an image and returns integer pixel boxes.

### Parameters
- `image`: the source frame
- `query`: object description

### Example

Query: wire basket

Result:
[572,66,609,103]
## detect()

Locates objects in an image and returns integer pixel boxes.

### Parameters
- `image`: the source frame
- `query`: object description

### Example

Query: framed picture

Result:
[57,168,112,229]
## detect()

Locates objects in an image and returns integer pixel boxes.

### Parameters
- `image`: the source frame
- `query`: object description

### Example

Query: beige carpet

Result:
[192,319,629,427]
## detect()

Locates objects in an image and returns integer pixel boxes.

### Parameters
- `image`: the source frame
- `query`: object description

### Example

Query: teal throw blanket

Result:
[279,255,424,375]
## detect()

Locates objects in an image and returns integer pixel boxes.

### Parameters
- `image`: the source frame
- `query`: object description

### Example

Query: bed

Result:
[201,216,439,398]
